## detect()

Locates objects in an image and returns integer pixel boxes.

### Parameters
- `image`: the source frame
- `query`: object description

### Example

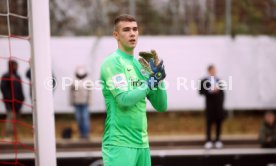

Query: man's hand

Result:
[210,86,220,93]
[138,58,152,73]
[147,58,166,89]
[266,136,272,142]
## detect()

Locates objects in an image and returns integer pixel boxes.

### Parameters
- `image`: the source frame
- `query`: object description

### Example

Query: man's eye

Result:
[123,28,130,31]
[133,28,138,31]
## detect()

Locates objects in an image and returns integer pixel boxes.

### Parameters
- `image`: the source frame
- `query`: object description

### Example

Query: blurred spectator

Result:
[26,68,31,97]
[26,67,57,98]
[69,66,92,139]
[0,60,25,137]
[259,111,276,148]
[199,65,225,149]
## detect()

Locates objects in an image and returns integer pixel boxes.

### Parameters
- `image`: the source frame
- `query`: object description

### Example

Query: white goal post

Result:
[29,0,57,165]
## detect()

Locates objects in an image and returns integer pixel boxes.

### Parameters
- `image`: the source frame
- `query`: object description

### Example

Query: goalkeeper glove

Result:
[147,58,166,89]
[138,50,160,73]
[139,50,160,66]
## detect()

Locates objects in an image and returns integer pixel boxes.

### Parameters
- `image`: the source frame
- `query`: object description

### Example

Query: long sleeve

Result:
[69,85,74,106]
[147,82,167,112]
[0,74,10,99]
[0,77,6,98]
[16,75,25,102]
[199,78,208,96]
[115,84,149,107]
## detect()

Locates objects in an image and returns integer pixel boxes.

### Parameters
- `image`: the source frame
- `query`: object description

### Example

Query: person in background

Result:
[259,111,276,148]
[26,68,32,97]
[199,65,225,149]
[26,67,56,98]
[70,66,92,140]
[1,60,25,137]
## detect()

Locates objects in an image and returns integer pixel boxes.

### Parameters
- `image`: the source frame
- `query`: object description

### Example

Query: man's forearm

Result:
[115,84,149,107]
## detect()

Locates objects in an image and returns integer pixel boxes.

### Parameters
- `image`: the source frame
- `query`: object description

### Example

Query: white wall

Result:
[0,36,276,113]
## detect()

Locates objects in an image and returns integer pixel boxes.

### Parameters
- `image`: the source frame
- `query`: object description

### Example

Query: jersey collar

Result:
[116,49,134,60]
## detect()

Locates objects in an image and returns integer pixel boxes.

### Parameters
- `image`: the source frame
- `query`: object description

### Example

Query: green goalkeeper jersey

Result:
[100,49,167,148]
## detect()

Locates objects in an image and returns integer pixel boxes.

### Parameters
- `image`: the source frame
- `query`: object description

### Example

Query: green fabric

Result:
[147,82,167,112]
[116,83,149,107]
[100,49,167,148]
[102,145,151,166]
[259,121,276,144]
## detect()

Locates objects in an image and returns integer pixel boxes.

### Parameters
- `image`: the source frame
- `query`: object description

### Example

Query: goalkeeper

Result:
[100,14,167,166]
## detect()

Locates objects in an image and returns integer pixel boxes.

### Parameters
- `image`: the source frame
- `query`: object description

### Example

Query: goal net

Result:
[0,0,56,165]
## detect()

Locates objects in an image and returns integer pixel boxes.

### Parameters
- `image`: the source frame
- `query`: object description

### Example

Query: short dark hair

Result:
[207,65,215,72]
[114,14,136,30]
[8,60,18,73]
[8,60,17,68]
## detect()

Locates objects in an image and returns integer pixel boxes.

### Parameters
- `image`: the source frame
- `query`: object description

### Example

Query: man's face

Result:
[9,62,18,73]
[265,112,275,125]
[114,21,138,50]
[208,67,216,76]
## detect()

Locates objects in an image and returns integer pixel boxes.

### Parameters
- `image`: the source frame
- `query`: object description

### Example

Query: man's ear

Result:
[113,31,119,40]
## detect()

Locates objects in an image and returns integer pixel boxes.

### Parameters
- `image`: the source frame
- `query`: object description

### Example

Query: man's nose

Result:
[130,30,136,36]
